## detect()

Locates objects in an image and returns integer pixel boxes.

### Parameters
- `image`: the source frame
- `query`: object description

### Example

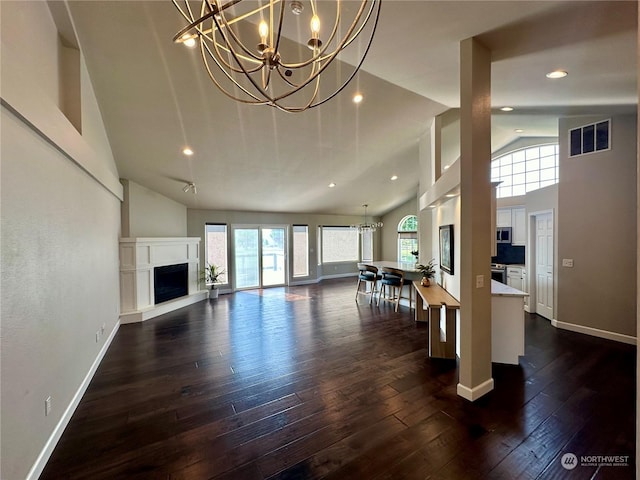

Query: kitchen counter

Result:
[491,279,527,297]
[491,280,526,364]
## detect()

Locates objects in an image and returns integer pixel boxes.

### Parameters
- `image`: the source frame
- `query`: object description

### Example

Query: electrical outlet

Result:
[45,396,52,416]
[476,275,484,288]
[562,258,574,267]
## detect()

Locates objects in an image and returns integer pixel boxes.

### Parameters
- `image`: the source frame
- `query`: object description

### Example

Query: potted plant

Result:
[416,259,437,287]
[201,263,225,299]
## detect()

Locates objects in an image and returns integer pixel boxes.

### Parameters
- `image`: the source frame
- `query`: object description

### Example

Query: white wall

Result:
[187,209,379,284]
[1,2,122,478]
[432,197,461,300]
[381,198,418,262]
[557,114,637,337]
[121,179,187,238]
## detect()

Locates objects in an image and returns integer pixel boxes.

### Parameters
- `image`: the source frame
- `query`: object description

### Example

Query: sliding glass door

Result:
[233,226,287,289]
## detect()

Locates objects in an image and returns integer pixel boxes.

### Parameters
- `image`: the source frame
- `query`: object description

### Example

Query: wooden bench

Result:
[412,281,460,359]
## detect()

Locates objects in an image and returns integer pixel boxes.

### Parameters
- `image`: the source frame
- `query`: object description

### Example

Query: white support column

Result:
[457,37,494,401]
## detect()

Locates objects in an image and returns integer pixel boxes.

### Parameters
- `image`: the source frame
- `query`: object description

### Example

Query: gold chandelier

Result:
[351,204,382,234]
[172,0,381,113]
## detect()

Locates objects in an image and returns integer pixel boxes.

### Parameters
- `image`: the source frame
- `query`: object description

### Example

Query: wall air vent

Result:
[569,119,610,157]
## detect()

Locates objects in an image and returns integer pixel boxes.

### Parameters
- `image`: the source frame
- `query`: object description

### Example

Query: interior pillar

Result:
[457,37,494,401]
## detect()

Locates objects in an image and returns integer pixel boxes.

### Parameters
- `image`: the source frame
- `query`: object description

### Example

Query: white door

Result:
[535,213,554,319]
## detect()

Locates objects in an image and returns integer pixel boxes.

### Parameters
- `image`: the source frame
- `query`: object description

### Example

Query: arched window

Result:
[398,215,418,263]
[491,144,559,198]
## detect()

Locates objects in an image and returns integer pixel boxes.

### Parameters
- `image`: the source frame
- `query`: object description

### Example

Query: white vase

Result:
[209,289,219,299]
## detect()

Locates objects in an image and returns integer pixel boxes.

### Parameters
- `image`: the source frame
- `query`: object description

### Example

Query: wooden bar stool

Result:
[377,266,405,312]
[355,263,381,305]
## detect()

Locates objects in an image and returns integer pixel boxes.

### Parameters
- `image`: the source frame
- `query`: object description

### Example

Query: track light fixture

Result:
[183,182,197,194]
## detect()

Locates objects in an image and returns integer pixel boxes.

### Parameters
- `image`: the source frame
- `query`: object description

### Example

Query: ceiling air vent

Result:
[569,119,610,157]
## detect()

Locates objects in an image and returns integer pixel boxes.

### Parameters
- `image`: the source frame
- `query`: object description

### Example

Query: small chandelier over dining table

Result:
[351,204,382,233]
[172,0,381,113]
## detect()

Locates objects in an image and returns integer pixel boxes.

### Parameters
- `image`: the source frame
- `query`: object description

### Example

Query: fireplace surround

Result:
[119,237,207,323]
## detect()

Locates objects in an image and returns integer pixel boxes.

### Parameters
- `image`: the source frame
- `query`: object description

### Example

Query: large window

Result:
[205,224,228,284]
[292,225,309,277]
[491,144,559,199]
[320,226,359,263]
[398,215,418,263]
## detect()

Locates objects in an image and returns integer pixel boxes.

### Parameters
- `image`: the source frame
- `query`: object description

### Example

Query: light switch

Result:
[562,258,574,267]
[476,275,484,288]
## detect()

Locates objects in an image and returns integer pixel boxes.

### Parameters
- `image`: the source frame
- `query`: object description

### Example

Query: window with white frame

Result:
[491,144,559,199]
[205,223,228,284]
[292,225,309,277]
[397,215,418,263]
[319,226,359,263]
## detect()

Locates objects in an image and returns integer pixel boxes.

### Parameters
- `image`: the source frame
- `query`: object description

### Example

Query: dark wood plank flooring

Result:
[41,278,636,479]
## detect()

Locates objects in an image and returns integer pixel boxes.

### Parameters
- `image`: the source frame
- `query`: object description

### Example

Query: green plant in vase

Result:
[416,259,437,287]
[200,263,225,298]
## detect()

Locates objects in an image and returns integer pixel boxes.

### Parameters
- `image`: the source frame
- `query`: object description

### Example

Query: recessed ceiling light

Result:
[429,205,436,209]
[183,147,194,156]
[390,175,398,181]
[328,182,336,188]
[500,107,514,112]
[546,70,568,79]
[443,165,450,170]
[445,193,457,198]
[353,93,363,104]
[514,129,524,133]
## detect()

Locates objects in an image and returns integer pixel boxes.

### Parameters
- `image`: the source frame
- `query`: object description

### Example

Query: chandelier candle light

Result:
[351,204,382,234]
[172,0,381,113]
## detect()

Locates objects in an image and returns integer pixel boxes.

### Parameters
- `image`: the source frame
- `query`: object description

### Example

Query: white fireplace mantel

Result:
[119,237,207,323]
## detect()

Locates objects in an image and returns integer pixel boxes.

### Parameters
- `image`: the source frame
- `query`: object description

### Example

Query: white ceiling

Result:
[67,1,637,216]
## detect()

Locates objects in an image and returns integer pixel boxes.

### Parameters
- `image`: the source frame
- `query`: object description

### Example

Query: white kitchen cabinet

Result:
[507,266,524,291]
[496,207,526,245]
[496,209,512,227]
[511,207,526,245]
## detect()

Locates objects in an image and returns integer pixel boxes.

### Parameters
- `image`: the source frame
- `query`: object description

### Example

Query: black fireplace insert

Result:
[154,263,188,304]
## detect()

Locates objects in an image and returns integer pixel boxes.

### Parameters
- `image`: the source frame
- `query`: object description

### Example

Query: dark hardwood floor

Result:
[41,278,636,479]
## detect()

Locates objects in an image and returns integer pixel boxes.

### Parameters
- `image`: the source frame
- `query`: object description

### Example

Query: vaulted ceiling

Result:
[67,1,637,216]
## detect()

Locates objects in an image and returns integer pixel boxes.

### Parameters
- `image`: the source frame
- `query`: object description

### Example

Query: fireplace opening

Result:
[154,263,188,304]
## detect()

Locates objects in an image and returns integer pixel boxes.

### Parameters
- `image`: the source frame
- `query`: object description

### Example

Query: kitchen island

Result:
[491,279,528,364]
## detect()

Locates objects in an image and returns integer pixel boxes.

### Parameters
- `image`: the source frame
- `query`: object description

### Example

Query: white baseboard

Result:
[457,377,495,401]
[551,319,637,345]
[27,319,121,480]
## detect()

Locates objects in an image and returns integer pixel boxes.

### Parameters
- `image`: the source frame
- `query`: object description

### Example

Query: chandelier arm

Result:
[171,0,197,27]
[277,0,342,70]
[271,72,320,113]
[172,0,244,43]
[202,23,283,105]
[200,40,270,103]
[175,0,285,45]
[279,0,376,70]
[272,52,319,91]
[271,0,286,59]
[210,3,265,64]
[207,39,264,72]
[307,0,381,109]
